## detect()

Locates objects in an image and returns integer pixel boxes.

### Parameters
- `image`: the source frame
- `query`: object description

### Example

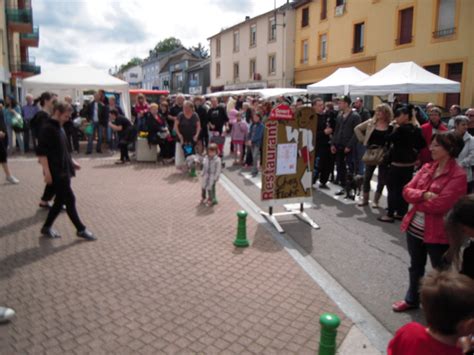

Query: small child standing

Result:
[388,270,474,355]
[201,143,222,206]
[230,112,248,165]
[247,111,264,177]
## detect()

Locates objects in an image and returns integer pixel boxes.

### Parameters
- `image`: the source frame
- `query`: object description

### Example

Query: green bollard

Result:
[189,166,197,177]
[318,313,341,355]
[212,184,218,205]
[233,210,249,247]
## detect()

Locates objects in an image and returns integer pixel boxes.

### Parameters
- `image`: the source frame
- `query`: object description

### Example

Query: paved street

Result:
[223,161,425,335]
[0,156,351,354]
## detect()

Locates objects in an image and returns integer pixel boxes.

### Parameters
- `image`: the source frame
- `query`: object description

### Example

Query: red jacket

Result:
[401,159,466,244]
[418,122,448,164]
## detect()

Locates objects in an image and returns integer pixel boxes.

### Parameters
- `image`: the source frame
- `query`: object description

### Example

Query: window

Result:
[445,62,462,107]
[301,40,308,64]
[434,0,456,38]
[233,31,239,52]
[302,7,309,27]
[233,62,239,79]
[268,17,276,41]
[336,0,345,6]
[319,34,327,60]
[216,62,221,78]
[353,22,365,53]
[321,0,327,20]
[397,7,413,45]
[250,24,257,47]
[268,55,276,75]
[249,58,256,78]
[424,64,440,75]
[216,38,221,57]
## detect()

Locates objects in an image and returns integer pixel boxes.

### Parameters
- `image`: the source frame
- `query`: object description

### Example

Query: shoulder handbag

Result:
[362,145,385,166]
[11,111,24,130]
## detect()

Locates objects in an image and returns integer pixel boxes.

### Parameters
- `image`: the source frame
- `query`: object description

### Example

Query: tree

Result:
[119,57,143,73]
[154,37,182,53]
[189,42,209,58]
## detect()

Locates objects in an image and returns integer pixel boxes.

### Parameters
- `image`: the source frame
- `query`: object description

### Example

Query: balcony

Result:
[10,57,41,78]
[20,26,39,47]
[6,8,33,33]
[433,27,456,38]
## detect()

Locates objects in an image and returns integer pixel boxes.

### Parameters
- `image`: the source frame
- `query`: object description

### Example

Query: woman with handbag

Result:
[0,106,19,184]
[392,132,466,312]
[3,97,24,154]
[354,104,393,207]
[378,105,426,223]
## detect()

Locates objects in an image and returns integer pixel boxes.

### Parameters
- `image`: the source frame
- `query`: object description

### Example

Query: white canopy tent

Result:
[350,61,461,95]
[22,65,131,118]
[307,67,369,95]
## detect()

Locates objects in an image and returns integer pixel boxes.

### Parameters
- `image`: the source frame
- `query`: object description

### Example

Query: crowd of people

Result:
[1,89,473,353]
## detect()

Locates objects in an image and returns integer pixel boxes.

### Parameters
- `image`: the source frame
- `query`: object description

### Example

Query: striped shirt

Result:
[408,211,425,239]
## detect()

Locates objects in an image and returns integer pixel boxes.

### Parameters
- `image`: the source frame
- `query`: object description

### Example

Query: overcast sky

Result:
[30,0,288,72]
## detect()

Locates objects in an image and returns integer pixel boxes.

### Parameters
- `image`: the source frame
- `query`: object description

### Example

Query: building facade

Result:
[185,58,211,95]
[293,0,474,108]
[142,53,161,90]
[121,65,143,89]
[1,0,40,99]
[208,3,296,92]
[158,47,205,94]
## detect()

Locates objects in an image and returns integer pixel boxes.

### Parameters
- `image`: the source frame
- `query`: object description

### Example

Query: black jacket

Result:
[36,119,75,180]
[87,101,109,127]
[332,110,361,148]
[387,124,426,164]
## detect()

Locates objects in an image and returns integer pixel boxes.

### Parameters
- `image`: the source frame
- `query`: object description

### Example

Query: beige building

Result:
[0,0,40,98]
[208,3,296,92]
[293,0,474,108]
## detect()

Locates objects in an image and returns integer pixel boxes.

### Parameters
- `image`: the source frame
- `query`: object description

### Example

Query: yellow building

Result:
[293,0,474,108]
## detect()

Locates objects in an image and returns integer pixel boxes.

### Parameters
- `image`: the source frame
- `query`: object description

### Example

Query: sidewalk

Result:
[0,157,355,354]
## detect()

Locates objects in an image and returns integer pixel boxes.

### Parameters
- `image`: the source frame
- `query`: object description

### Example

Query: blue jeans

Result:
[86,122,103,153]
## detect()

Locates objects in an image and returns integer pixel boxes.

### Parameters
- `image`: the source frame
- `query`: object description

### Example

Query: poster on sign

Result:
[261,106,318,206]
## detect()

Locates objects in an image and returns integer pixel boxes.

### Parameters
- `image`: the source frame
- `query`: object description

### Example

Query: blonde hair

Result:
[149,103,159,110]
[183,100,194,110]
[374,103,393,123]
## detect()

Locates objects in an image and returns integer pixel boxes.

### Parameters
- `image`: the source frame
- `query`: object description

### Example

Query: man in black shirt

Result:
[108,109,132,164]
[207,97,228,157]
[37,101,96,240]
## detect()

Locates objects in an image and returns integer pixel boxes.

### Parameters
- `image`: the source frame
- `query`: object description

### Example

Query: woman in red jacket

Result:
[392,132,467,312]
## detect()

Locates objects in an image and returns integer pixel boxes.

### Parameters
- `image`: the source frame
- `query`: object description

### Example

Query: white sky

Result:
[30,0,288,72]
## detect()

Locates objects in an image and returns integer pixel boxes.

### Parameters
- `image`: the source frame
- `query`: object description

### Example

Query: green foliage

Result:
[154,37,183,53]
[119,57,143,73]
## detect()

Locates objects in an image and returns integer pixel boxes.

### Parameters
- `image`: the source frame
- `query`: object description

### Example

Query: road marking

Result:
[220,174,392,353]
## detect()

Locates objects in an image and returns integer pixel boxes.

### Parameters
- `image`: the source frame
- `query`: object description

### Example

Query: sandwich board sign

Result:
[260,106,319,233]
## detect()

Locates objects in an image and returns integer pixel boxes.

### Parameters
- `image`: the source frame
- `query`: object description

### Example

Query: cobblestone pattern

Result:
[0,158,351,354]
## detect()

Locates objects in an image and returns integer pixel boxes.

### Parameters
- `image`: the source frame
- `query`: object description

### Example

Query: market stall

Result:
[307,67,369,95]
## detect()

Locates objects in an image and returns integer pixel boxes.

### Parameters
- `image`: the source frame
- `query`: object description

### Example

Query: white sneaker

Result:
[6,175,19,184]
[0,306,15,323]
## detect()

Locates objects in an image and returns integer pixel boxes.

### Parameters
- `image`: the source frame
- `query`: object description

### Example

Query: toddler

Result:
[201,143,221,206]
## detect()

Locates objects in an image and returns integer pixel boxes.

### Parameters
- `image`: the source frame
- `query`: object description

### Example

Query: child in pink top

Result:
[230,112,248,164]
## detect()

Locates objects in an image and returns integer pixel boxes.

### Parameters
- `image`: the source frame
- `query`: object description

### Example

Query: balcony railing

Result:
[21,26,39,41]
[433,27,456,38]
[10,56,40,76]
[6,8,32,24]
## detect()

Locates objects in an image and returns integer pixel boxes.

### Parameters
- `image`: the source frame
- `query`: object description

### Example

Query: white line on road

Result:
[220,174,391,354]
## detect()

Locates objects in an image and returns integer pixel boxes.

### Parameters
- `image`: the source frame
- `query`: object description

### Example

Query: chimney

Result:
[245,16,250,21]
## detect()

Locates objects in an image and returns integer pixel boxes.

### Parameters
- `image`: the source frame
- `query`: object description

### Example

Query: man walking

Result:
[22,94,38,152]
[37,101,96,241]
[331,95,361,195]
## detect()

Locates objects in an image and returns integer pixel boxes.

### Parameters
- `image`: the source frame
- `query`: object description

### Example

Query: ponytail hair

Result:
[394,104,419,126]
[35,91,53,107]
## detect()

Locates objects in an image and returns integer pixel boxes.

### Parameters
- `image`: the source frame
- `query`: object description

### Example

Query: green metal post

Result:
[233,210,249,247]
[318,313,340,355]
[189,166,197,177]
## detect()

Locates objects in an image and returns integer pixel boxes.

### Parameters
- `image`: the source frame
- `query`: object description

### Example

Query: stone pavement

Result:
[0,157,352,354]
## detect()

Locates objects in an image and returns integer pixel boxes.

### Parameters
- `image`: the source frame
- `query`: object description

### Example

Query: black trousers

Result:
[315,145,333,185]
[404,232,448,305]
[41,184,55,202]
[119,142,129,161]
[335,146,352,186]
[363,163,388,194]
[64,122,79,152]
[386,165,413,217]
[43,178,85,232]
